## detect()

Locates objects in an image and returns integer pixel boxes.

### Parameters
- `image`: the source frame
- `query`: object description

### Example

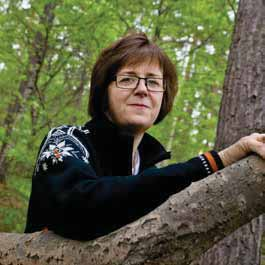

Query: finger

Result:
[256,134,265,143]
[256,146,265,160]
[251,141,265,159]
[249,133,265,142]
[248,139,263,152]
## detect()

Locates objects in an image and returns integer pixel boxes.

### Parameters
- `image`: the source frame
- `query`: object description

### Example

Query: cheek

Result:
[108,91,126,115]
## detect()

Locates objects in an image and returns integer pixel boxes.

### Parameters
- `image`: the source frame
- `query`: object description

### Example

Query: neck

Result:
[104,113,144,167]
[133,132,144,159]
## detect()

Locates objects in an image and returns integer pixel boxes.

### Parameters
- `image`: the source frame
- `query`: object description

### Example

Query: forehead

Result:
[118,60,163,76]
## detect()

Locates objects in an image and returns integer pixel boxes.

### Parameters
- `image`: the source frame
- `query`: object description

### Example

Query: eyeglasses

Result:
[114,75,165,92]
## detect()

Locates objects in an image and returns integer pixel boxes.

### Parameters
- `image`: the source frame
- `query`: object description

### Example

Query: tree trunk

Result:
[193,0,265,264]
[0,156,265,265]
[0,3,56,183]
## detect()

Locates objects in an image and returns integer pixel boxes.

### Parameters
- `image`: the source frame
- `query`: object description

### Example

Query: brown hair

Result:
[88,32,178,124]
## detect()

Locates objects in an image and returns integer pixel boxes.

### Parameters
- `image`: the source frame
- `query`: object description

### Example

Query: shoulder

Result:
[42,125,90,153]
[36,125,91,172]
[46,125,90,138]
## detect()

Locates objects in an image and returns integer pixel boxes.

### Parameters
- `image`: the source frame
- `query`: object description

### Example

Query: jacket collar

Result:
[84,116,171,175]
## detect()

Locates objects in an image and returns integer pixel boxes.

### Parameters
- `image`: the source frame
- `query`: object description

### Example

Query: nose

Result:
[134,78,148,95]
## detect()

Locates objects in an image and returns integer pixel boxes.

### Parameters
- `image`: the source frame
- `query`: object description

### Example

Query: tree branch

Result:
[227,0,237,17]
[1,155,265,265]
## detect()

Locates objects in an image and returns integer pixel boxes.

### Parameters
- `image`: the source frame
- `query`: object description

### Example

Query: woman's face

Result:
[107,61,164,134]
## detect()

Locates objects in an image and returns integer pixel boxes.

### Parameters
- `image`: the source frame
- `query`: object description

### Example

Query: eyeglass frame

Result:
[112,75,166,92]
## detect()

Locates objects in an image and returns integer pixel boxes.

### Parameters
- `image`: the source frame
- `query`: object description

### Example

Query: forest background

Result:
[0,0,238,235]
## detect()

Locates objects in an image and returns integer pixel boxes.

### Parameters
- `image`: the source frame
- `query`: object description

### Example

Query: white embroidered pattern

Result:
[199,155,212,174]
[40,141,75,165]
[36,126,90,172]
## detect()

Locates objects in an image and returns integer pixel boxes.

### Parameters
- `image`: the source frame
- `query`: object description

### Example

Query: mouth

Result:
[128,104,150,109]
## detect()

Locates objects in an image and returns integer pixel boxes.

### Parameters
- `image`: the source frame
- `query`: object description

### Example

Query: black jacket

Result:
[25,117,224,240]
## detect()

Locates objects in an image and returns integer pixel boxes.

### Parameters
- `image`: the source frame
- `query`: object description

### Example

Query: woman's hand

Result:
[218,133,265,167]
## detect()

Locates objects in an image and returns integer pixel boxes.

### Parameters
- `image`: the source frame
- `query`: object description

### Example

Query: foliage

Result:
[0,181,29,232]
[0,0,238,232]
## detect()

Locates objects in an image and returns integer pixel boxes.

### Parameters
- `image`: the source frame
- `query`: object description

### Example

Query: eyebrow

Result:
[119,71,163,78]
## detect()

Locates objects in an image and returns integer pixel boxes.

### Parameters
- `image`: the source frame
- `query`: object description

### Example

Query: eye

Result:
[118,76,136,84]
[147,78,161,87]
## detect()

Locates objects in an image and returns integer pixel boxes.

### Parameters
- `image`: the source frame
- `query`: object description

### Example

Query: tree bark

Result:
[194,0,265,264]
[215,0,265,149]
[0,155,265,265]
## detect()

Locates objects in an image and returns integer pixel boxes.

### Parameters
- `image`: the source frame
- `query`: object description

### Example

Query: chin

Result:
[123,117,153,132]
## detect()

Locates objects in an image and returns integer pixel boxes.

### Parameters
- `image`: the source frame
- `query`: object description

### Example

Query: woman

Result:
[25,32,265,240]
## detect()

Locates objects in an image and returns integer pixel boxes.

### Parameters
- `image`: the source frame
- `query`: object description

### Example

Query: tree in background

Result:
[193,0,265,264]
[0,2,58,183]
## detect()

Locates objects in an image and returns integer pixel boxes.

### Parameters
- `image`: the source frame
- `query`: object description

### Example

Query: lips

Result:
[128,103,150,109]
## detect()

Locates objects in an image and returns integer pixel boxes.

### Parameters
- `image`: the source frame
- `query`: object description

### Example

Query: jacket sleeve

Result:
[25,127,224,240]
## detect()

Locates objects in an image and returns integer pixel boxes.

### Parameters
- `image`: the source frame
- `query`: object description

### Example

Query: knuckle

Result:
[250,132,258,137]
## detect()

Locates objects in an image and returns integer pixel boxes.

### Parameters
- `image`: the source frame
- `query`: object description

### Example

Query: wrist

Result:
[218,139,249,167]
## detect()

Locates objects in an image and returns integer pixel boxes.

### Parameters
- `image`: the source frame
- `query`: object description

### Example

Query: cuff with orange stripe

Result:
[189,150,224,182]
[199,150,224,174]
